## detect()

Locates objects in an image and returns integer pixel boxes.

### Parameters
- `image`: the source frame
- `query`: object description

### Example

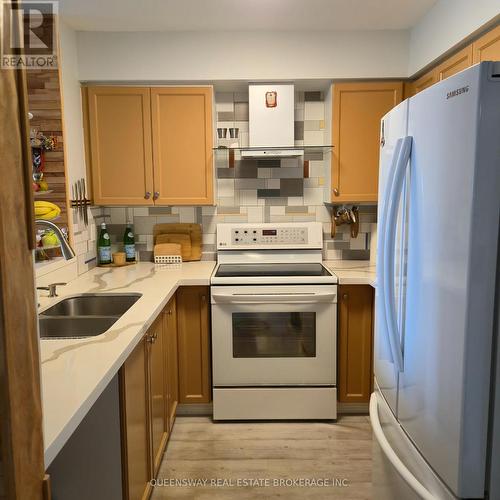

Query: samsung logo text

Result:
[446,86,470,99]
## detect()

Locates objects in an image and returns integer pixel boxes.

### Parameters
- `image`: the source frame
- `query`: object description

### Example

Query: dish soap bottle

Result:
[123,222,136,262]
[98,222,112,265]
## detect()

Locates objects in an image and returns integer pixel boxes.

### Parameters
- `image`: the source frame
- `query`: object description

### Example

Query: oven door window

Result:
[232,312,316,358]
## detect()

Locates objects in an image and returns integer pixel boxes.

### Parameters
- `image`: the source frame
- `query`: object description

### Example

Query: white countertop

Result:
[39,261,215,467]
[324,260,376,286]
[39,258,374,467]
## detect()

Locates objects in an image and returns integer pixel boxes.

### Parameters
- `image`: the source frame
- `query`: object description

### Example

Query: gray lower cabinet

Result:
[47,375,123,500]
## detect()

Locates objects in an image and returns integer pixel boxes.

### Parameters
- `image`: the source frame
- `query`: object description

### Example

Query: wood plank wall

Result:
[27,67,68,227]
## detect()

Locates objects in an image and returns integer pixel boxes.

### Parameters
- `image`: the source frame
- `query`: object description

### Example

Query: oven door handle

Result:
[211,292,337,304]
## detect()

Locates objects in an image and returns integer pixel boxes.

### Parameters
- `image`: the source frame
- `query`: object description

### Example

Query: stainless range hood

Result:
[243,83,303,158]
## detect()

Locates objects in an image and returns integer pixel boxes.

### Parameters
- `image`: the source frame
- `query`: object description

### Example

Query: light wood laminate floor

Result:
[151,416,372,499]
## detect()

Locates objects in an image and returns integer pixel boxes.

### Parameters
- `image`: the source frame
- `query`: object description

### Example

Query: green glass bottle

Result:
[98,222,111,265]
[123,222,136,262]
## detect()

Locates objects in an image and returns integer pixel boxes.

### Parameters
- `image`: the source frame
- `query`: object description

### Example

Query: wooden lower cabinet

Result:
[338,285,374,403]
[120,287,206,498]
[163,296,179,431]
[121,316,170,500]
[120,335,151,500]
[147,316,168,476]
[176,286,211,404]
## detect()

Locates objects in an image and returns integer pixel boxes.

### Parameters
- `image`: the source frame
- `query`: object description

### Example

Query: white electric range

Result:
[211,222,338,421]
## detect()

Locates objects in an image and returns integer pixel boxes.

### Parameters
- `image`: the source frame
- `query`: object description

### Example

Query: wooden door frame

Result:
[0,8,46,497]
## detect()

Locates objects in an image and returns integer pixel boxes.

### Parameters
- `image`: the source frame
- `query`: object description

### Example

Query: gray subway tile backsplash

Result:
[234,102,249,121]
[234,161,258,178]
[257,158,281,168]
[148,207,172,215]
[217,111,234,121]
[304,91,323,102]
[303,150,324,161]
[217,168,235,178]
[102,90,375,262]
[285,205,309,214]
[294,121,304,140]
[257,189,281,198]
[280,178,303,197]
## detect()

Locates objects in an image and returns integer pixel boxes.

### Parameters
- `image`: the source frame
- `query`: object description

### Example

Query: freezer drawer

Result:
[371,386,456,500]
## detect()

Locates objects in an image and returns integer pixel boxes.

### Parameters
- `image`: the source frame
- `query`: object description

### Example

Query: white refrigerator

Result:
[371,61,500,499]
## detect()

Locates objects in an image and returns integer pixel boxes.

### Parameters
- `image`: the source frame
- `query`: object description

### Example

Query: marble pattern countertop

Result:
[324,260,376,286]
[39,258,375,467]
[39,261,215,467]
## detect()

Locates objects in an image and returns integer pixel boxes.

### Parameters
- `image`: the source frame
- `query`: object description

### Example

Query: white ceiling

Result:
[59,0,438,32]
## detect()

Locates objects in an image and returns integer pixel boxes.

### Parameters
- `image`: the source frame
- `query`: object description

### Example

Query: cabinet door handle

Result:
[333,188,339,196]
[342,293,349,300]
[144,191,151,199]
[153,191,160,201]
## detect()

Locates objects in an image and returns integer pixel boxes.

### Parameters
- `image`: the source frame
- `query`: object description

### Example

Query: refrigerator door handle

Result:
[377,139,402,372]
[370,393,438,500]
[382,136,412,372]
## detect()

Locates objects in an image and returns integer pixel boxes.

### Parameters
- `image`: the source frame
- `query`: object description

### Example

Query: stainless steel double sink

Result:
[39,293,142,339]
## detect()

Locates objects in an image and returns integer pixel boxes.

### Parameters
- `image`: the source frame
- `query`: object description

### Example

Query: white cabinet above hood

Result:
[245,83,303,157]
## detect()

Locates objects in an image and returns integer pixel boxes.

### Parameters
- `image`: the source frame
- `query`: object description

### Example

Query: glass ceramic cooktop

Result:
[215,263,333,278]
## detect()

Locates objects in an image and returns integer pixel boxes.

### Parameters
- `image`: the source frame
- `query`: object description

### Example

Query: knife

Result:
[77,180,83,222]
[71,183,76,214]
[74,182,79,221]
[82,178,88,227]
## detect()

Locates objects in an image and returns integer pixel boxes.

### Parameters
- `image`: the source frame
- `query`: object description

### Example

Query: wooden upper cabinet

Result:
[436,45,473,81]
[176,286,211,404]
[338,285,374,403]
[403,81,415,100]
[473,23,500,63]
[331,81,403,203]
[151,87,214,205]
[87,87,154,205]
[412,68,438,94]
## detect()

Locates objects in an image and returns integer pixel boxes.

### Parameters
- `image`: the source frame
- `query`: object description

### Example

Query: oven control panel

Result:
[231,227,307,245]
[217,222,323,250]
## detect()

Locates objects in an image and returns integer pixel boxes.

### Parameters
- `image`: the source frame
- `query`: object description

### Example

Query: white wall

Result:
[408,0,500,75]
[59,22,87,185]
[58,22,100,276]
[70,2,500,82]
[76,30,410,81]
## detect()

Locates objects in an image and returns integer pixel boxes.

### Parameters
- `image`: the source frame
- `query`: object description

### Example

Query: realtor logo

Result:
[1,1,58,69]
